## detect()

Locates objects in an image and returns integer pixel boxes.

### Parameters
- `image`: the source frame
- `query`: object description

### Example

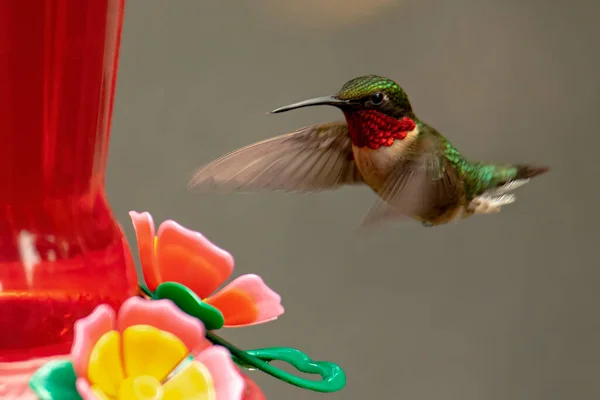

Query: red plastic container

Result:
[0,2,269,398]
[0,0,137,394]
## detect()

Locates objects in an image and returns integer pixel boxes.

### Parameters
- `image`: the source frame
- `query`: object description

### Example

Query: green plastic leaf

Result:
[207,332,346,393]
[29,360,82,400]
[247,346,347,393]
[154,281,225,330]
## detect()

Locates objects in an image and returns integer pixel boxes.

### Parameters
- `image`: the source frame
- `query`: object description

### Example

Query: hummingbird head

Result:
[270,75,414,119]
[271,75,418,149]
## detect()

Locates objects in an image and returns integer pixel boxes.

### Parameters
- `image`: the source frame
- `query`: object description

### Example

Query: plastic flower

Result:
[129,211,284,327]
[240,374,266,400]
[71,296,244,400]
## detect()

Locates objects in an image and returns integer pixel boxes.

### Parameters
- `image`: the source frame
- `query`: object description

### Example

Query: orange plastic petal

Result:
[156,220,234,299]
[129,211,161,291]
[205,288,258,326]
[205,274,283,327]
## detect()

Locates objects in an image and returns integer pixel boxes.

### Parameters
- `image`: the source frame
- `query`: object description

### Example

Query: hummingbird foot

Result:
[468,194,516,215]
[422,221,435,228]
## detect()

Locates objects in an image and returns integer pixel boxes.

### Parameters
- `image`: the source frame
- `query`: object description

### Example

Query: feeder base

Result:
[0,355,68,399]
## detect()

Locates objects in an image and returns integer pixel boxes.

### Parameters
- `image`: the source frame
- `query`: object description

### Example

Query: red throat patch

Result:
[344,110,416,150]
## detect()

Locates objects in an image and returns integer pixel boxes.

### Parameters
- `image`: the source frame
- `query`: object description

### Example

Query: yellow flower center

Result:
[118,376,163,400]
[86,325,216,400]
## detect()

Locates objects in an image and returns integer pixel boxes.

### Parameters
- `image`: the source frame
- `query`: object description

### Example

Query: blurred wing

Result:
[189,121,363,194]
[359,133,462,228]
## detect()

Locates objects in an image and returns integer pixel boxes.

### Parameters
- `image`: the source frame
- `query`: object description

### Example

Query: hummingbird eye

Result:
[370,92,385,105]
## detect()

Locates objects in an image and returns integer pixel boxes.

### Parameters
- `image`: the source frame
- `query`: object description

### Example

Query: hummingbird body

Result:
[189,75,548,228]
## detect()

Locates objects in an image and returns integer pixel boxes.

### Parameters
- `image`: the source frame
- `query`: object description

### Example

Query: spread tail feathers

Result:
[485,164,549,196]
[515,165,550,180]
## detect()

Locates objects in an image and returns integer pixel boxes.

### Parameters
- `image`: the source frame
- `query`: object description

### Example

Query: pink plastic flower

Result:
[71,297,244,400]
[129,211,284,328]
[240,374,267,400]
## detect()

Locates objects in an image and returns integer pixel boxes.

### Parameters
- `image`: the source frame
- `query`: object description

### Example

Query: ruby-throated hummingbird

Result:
[189,75,549,228]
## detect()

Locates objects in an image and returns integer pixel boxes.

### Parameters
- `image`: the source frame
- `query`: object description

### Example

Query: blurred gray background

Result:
[108,0,600,399]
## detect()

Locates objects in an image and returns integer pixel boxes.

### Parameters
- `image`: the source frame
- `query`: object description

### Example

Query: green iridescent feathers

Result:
[337,75,412,111]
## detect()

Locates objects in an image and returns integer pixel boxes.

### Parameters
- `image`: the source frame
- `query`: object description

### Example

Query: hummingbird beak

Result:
[269,95,351,114]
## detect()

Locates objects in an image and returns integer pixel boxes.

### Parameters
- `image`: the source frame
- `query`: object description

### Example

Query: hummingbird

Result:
[189,75,549,228]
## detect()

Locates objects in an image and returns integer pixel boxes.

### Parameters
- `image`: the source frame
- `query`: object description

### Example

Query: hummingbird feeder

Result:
[0,1,346,399]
